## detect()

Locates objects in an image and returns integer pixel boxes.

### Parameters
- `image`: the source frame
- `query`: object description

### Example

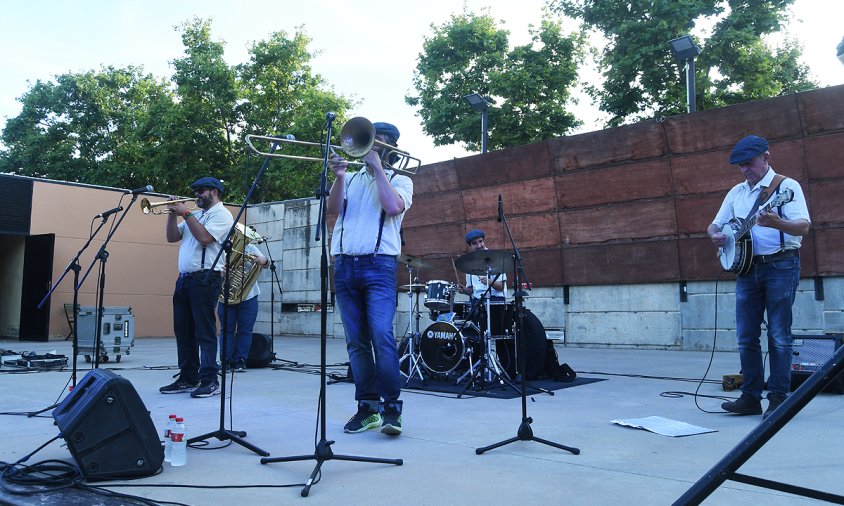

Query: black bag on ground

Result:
[545,341,576,382]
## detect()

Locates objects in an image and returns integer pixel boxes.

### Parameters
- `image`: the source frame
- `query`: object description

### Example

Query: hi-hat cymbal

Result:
[455,249,512,276]
[398,254,430,271]
[399,283,427,293]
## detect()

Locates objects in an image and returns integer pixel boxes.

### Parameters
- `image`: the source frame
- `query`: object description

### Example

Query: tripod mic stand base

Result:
[475,418,580,456]
[261,438,403,497]
[188,428,269,456]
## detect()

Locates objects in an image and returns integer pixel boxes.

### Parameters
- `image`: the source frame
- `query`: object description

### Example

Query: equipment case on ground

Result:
[75,306,135,363]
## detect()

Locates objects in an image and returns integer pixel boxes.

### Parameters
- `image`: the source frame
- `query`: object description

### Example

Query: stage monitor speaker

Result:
[52,369,163,480]
[247,332,275,368]
[790,334,844,394]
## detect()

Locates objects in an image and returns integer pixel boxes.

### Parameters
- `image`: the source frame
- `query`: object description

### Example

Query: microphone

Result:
[325,111,337,121]
[497,194,503,223]
[96,206,123,219]
[126,185,154,195]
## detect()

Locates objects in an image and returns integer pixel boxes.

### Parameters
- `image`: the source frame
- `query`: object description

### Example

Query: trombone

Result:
[140,197,196,215]
[244,117,421,176]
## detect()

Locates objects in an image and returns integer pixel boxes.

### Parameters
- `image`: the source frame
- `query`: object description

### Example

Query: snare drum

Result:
[424,280,454,311]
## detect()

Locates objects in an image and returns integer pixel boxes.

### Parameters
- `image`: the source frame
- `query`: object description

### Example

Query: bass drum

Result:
[495,309,548,380]
[419,321,479,374]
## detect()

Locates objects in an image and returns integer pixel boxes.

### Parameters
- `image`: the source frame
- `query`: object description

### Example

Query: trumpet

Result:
[244,117,421,175]
[140,197,197,215]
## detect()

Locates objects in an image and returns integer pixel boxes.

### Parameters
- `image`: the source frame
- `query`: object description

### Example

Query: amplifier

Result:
[790,334,844,394]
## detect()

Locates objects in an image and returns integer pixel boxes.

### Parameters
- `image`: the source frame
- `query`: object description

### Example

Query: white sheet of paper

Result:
[611,416,716,437]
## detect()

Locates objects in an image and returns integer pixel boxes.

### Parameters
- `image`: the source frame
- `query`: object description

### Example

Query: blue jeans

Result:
[218,295,259,363]
[735,255,800,400]
[333,255,401,404]
[173,272,222,383]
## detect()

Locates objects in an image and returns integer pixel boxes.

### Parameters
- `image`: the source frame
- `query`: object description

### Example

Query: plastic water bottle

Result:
[163,414,177,463]
[170,417,186,467]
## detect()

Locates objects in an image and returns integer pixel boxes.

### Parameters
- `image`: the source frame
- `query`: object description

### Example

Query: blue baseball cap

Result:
[190,177,225,195]
[465,229,485,243]
[373,122,400,144]
[729,135,769,165]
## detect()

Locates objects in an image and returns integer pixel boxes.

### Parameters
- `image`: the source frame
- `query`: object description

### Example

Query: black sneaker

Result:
[159,378,199,394]
[381,401,402,436]
[381,412,402,435]
[763,394,786,420]
[234,360,246,373]
[721,393,762,415]
[344,403,381,433]
[190,380,221,398]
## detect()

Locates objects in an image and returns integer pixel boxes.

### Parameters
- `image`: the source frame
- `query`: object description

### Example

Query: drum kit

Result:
[398,249,517,392]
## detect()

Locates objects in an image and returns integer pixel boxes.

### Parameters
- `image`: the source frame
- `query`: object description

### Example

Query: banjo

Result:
[717,188,794,275]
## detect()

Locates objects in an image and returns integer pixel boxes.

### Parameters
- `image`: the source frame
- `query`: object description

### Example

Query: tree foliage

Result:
[406,11,583,152]
[551,0,818,126]
[0,18,352,202]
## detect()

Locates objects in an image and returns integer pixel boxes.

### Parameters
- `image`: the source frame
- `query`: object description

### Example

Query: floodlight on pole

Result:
[463,93,489,153]
[668,35,701,113]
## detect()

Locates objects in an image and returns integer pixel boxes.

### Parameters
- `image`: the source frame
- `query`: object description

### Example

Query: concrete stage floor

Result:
[1,336,842,505]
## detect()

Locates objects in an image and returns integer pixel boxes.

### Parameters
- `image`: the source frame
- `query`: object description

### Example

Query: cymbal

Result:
[399,283,427,293]
[455,249,512,276]
[398,253,430,271]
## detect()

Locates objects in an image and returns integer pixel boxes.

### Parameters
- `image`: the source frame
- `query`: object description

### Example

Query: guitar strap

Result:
[744,174,786,221]
[745,174,787,249]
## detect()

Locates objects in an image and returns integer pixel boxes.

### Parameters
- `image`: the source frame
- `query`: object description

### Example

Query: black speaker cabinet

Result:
[790,334,844,394]
[52,369,163,480]
[247,332,275,368]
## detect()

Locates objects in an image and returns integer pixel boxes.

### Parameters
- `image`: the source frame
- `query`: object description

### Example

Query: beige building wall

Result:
[30,182,180,339]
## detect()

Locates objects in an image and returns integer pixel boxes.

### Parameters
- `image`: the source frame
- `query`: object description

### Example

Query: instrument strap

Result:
[745,174,787,250]
[745,174,786,221]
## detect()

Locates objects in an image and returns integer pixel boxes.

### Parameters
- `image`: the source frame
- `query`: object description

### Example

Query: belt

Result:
[179,269,218,278]
[752,249,798,265]
[336,254,395,260]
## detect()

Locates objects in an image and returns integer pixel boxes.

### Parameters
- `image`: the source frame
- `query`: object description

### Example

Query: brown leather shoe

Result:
[721,393,762,415]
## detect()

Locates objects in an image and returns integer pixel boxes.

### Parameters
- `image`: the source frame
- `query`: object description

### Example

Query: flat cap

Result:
[190,176,225,194]
[729,135,769,165]
[373,122,400,144]
[465,229,485,243]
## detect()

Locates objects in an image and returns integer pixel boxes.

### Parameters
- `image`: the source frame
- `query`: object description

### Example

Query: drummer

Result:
[456,229,507,302]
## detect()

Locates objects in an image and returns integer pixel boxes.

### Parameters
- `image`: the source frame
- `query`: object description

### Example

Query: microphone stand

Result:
[475,200,579,456]
[29,206,118,416]
[74,197,139,372]
[263,243,282,357]
[260,112,402,497]
[186,146,274,457]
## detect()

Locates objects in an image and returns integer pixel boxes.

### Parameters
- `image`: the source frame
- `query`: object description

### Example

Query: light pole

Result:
[463,93,489,153]
[668,35,702,113]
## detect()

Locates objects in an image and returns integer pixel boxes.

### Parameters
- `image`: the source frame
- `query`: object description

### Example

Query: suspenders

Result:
[338,171,399,255]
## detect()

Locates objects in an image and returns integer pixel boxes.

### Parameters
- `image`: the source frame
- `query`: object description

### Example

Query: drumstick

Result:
[451,257,461,284]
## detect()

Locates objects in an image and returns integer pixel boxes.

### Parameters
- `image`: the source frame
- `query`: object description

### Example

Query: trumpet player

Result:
[327,122,413,436]
[159,177,234,399]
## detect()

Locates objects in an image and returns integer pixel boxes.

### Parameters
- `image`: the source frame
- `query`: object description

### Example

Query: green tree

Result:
[551,0,817,126]
[406,11,583,152]
[236,29,354,202]
[0,66,173,189]
[0,18,353,202]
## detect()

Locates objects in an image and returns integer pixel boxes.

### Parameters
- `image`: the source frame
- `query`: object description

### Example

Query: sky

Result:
[1,0,842,166]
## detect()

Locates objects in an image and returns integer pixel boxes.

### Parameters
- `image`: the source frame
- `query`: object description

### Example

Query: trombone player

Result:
[159,177,234,398]
[327,122,413,436]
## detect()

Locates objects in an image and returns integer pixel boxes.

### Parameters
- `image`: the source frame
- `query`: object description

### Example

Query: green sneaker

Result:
[344,403,381,433]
